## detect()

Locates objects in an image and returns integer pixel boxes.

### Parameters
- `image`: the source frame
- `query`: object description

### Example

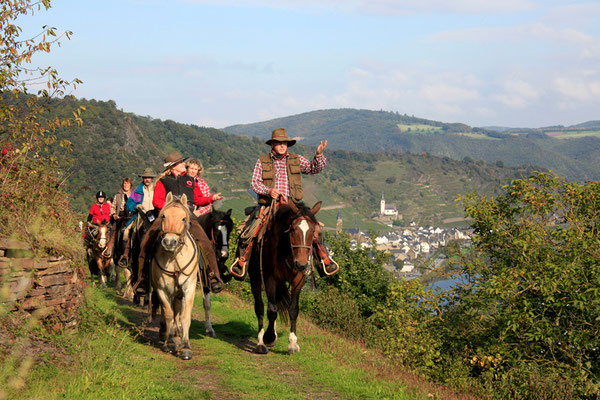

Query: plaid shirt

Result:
[195,177,212,215]
[251,150,326,199]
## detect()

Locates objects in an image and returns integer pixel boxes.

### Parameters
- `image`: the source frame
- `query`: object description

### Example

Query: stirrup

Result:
[118,255,128,267]
[229,257,246,278]
[321,257,339,276]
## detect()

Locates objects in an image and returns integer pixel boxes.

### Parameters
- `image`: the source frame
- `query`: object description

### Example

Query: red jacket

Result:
[153,172,214,211]
[88,202,111,224]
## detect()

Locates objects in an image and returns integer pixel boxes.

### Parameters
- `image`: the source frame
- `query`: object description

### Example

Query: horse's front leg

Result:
[250,267,267,354]
[97,259,107,288]
[287,280,304,354]
[263,279,278,348]
[178,280,196,360]
[155,288,176,354]
[203,290,215,338]
[113,260,122,292]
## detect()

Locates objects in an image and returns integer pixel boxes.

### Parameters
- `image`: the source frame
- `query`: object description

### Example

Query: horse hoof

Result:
[288,345,300,354]
[179,349,193,360]
[206,330,216,338]
[210,281,223,293]
[255,344,269,354]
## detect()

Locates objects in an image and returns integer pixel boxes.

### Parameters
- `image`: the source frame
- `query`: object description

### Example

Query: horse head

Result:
[211,208,233,261]
[96,221,111,250]
[284,201,321,273]
[159,192,191,252]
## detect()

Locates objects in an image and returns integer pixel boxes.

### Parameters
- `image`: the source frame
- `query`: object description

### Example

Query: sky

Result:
[19,0,600,129]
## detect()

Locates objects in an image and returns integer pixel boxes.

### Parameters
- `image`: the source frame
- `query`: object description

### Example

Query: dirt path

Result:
[115,290,472,400]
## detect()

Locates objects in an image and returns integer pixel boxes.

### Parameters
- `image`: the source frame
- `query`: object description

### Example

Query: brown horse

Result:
[151,193,199,360]
[249,200,321,354]
[87,221,116,288]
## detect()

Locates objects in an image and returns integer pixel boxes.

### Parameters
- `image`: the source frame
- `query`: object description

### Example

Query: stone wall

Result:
[0,237,85,328]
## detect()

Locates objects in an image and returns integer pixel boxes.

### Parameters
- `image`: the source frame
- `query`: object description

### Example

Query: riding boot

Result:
[119,237,131,267]
[135,218,161,292]
[189,220,223,293]
[314,224,339,276]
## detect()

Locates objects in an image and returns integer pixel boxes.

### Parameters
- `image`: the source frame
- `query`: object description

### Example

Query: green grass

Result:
[3,284,438,400]
[449,132,499,140]
[549,130,600,139]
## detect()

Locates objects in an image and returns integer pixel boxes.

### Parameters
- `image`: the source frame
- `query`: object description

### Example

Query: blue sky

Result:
[20,0,600,128]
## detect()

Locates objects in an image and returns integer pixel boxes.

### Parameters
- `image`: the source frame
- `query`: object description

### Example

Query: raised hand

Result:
[316,140,328,156]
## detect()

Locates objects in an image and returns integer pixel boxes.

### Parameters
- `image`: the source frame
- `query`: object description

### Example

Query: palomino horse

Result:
[197,208,233,337]
[87,221,116,288]
[249,200,321,354]
[151,193,199,360]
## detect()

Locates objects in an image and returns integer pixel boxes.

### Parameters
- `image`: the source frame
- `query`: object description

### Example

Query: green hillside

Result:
[223,108,600,181]
[47,99,537,228]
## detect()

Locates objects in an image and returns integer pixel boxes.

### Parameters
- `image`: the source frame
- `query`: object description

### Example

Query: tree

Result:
[444,172,600,397]
[0,0,82,253]
[0,0,82,166]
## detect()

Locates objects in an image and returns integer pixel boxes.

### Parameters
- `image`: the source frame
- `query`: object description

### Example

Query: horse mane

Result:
[158,192,192,220]
[273,202,317,229]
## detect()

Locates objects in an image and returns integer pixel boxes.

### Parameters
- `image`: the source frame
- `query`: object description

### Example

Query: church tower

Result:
[380,192,385,215]
[336,210,342,235]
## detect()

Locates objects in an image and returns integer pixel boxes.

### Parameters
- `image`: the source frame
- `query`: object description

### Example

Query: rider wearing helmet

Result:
[88,191,111,225]
[84,191,111,248]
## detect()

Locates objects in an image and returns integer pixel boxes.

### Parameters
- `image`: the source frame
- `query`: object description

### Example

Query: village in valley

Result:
[334,192,472,279]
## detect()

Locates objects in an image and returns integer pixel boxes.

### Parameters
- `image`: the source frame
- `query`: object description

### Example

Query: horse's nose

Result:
[294,260,310,272]
[161,237,177,251]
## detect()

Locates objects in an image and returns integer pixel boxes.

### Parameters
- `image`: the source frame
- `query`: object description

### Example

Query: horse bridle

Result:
[209,219,230,257]
[284,216,314,274]
[154,230,198,281]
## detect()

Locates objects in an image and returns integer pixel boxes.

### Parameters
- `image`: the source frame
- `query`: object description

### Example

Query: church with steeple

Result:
[380,192,398,217]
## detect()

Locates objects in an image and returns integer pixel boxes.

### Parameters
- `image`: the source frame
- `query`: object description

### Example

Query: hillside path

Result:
[116,290,470,400]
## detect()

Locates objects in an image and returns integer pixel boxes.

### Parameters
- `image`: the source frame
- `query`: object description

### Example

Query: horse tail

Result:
[276,281,291,325]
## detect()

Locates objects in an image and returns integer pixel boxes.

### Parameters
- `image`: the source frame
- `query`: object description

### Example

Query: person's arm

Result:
[299,139,328,174]
[153,181,166,210]
[192,180,221,206]
[126,190,142,213]
[298,153,327,174]
[251,158,271,196]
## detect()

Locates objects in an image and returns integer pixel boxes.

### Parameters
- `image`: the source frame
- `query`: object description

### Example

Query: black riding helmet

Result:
[96,191,106,199]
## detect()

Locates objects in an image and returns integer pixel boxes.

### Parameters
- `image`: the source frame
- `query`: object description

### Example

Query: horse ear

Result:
[289,201,299,213]
[165,192,173,204]
[226,209,232,216]
[311,201,322,215]
[180,193,188,205]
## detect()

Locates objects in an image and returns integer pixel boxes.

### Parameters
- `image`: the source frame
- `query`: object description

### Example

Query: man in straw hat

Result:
[229,128,338,278]
[117,167,157,267]
[137,152,225,293]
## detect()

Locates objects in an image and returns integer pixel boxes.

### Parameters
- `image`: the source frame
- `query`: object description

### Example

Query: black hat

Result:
[96,191,106,199]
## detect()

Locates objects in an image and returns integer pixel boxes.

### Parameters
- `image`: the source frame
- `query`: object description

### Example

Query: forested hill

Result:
[48,98,539,226]
[223,108,600,181]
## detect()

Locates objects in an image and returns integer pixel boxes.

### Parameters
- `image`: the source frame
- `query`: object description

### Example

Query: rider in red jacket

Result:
[87,191,111,225]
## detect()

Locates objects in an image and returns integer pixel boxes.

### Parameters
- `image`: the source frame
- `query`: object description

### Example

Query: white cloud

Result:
[554,76,600,102]
[494,80,541,108]
[421,83,479,102]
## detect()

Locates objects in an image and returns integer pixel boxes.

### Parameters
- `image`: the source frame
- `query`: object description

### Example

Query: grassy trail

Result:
[5,285,464,400]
